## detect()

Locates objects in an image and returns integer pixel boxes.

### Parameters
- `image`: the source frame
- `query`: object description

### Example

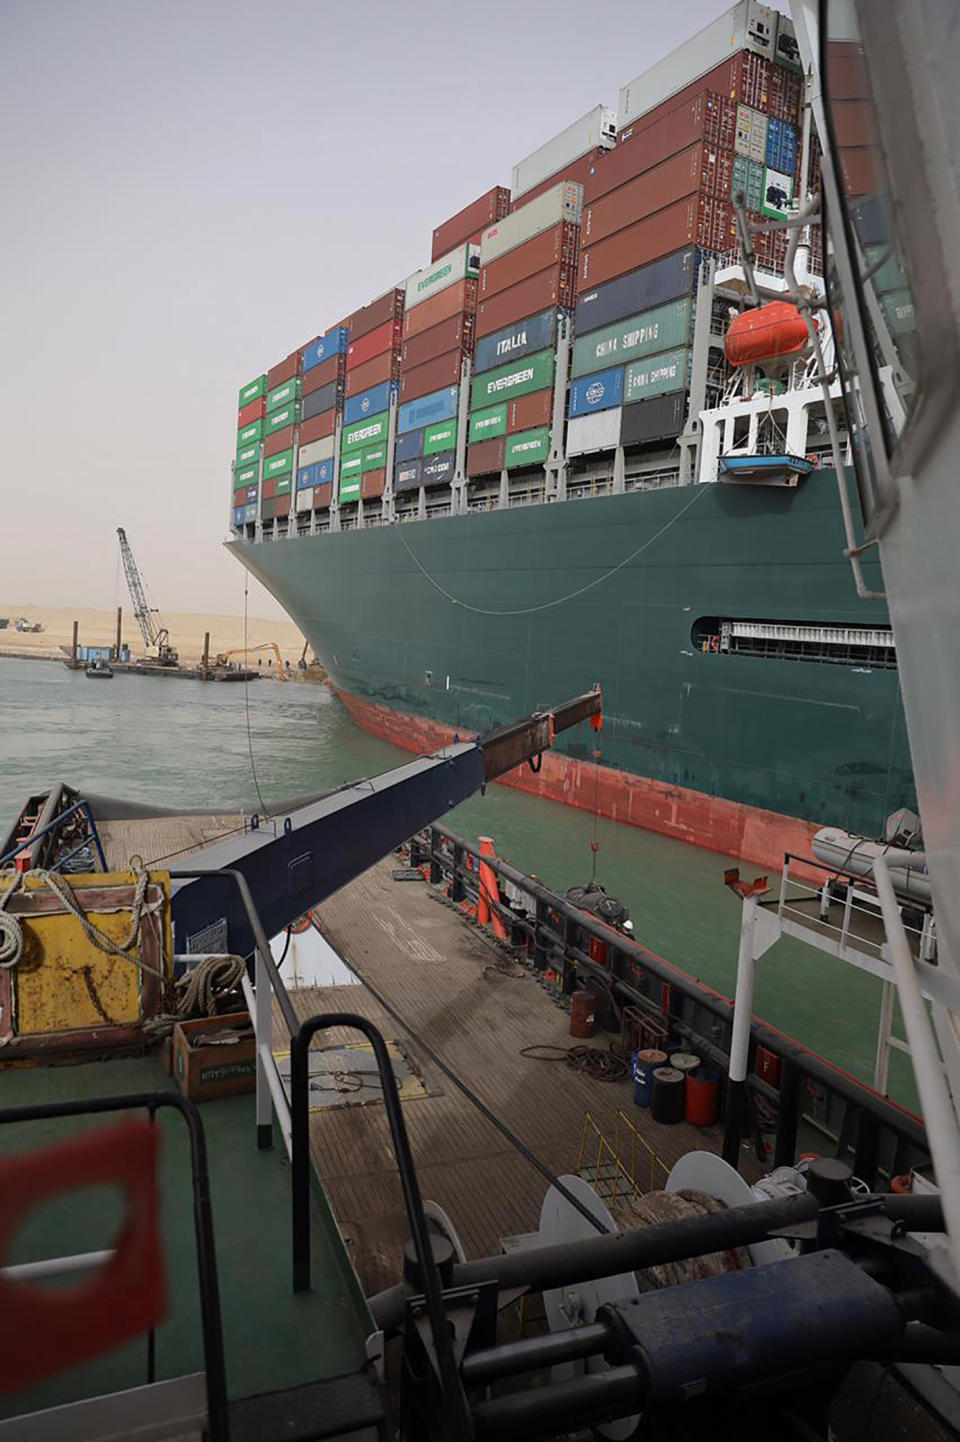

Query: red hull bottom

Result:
[336,688,818,873]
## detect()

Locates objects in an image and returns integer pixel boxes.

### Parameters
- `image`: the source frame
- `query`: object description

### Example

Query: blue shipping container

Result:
[244,503,257,522]
[765,119,797,175]
[302,327,348,372]
[302,382,340,421]
[395,428,424,462]
[422,451,455,488]
[398,385,458,435]
[575,248,697,335]
[297,459,334,490]
[234,508,245,527]
[395,458,422,493]
[344,380,395,425]
[568,367,624,418]
[473,308,558,375]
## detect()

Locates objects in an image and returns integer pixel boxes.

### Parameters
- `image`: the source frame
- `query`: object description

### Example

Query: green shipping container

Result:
[341,411,388,453]
[266,402,300,434]
[267,377,302,412]
[424,419,458,455]
[505,427,550,470]
[340,453,363,479]
[468,404,507,444]
[237,419,264,446]
[470,349,555,411]
[339,472,361,503]
[879,289,916,336]
[623,348,690,404]
[276,474,292,495]
[263,448,294,478]
[361,444,387,472]
[238,374,267,408]
[572,299,693,378]
[235,463,258,486]
[236,440,260,468]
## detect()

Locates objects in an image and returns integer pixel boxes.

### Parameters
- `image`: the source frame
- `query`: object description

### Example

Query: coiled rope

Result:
[394,483,706,616]
[519,1041,630,1083]
[175,955,245,1018]
[0,864,162,973]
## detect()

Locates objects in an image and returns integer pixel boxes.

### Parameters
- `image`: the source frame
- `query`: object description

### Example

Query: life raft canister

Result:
[724,300,812,368]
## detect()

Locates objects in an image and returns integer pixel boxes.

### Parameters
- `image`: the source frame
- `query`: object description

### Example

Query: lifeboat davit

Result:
[724,301,811,367]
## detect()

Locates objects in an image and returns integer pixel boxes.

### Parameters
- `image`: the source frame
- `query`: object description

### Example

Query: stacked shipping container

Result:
[295,327,347,515]
[340,290,404,507]
[466,182,582,479]
[394,245,480,499]
[234,374,266,527]
[231,2,818,524]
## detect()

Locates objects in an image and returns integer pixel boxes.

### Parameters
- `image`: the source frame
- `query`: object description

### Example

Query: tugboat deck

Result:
[281,856,760,1295]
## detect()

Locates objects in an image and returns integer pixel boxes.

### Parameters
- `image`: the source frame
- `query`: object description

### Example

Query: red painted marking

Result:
[335,687,820,874]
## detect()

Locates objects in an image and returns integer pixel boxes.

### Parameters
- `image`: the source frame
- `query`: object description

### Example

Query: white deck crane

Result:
[116,526,179,666]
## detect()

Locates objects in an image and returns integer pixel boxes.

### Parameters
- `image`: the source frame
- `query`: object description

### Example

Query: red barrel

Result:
[685,1068,721,1127]
[569,990,596,1039]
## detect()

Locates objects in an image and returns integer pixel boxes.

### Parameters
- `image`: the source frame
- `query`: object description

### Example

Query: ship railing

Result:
[567,476,616,500]
[507,486,546,509]
[415,825,931,1192]
[166,864,465,1423]
[0,1088,229,1441]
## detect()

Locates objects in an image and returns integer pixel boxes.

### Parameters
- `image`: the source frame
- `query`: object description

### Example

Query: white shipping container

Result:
[296,488,313,512]
[480,182,583,268]
[511,104,616,202]
[735,105,768,163]
[404,243,480,311]
[297,435,336,466]
[566,409,622,458]
[618,0,778,130]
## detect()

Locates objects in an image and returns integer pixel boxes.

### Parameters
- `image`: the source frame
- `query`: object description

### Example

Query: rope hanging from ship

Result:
[393,483,707,616]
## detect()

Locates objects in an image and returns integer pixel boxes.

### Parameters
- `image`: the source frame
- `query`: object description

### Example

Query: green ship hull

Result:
[230,473,914,866]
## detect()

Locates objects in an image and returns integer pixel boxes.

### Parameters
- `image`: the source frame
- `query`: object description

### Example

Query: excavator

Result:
[214,642,288,679]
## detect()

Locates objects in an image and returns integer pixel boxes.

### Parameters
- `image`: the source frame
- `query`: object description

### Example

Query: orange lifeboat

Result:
[724,301,811,367]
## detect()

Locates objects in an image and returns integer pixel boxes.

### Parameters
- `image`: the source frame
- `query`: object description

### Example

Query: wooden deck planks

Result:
[288,857,756,1293]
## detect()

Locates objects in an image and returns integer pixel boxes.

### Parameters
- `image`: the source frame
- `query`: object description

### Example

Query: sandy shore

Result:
[0,605,307,665]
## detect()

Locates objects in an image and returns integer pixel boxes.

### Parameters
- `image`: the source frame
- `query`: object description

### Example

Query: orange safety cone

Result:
[478,836,508,941]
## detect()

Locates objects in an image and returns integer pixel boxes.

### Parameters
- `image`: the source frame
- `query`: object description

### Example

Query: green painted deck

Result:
[0,1054,369,1419]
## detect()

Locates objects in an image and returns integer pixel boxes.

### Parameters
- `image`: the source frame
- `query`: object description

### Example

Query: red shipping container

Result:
[237,397,266,428]
[826,43,871,102]
[264,425,295,457]
[839,146,885,199]
[619,52,799,142]
[480,222,580,300]
[583,144,733,248]
[432,185,510,263]
[403,278,478,341]
[475,266,576,339]
[832,100,881,151]
[618,58,743,142]
[275,494,291,518]
[347,318,401,370]
[399,349,463,402]
[590,93,734,203]
[302,354,342,395]
[579,195,735,291]
[299,411,336,445]
[314,481,333,509]
[510,149,603,211]
[467,436,506,477]
[345,287,404,341]
[232,486,249,508]
[507,388,554,434]
[361,469,386,501]
[267,352,300,389]
[401,313,473,371]
[261,477,278,501]
[345,351,396,397]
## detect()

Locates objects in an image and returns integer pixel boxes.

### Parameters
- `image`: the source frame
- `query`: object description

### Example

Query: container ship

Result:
[228,0,915,870]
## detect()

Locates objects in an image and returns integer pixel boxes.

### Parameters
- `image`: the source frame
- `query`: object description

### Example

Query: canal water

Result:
[0,656,916,1107]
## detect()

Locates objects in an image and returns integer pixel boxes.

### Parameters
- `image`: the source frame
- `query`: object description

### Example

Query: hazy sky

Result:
[3,0,732,620]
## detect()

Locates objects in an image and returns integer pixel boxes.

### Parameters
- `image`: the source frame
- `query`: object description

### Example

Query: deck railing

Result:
[416,824,931,1191]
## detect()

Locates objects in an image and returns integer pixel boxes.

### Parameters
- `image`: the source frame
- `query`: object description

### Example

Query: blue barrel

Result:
[631,1048,667,1108]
